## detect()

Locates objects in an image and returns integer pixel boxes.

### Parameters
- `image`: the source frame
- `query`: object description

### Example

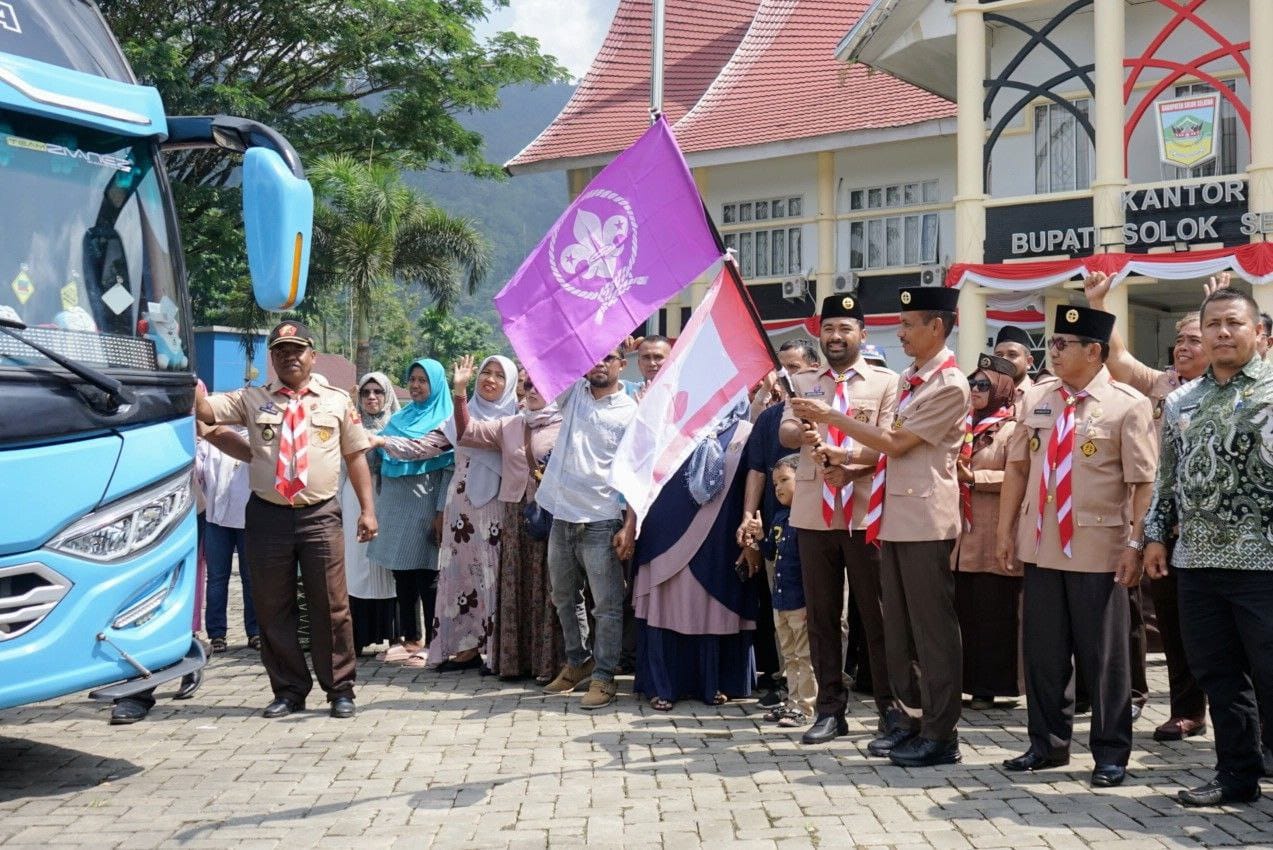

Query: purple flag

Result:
[494,116,723,400]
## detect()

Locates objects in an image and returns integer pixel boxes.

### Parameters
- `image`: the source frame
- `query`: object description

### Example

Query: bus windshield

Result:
[0,108,189,373]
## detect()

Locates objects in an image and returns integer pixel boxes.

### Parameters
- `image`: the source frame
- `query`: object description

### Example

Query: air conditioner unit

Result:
[831,272,856,294]
[781,277,809,301]
[918,264,946,287]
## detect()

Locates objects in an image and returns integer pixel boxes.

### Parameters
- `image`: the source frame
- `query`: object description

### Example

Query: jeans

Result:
[547,518,623,682]
[204,522,258,639]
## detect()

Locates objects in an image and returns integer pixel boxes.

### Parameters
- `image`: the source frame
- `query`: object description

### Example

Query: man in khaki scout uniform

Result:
[792,285,968,768]
[996,305,1156,789]
[778,294,900,745]
[1085,271,1218,741]
[197,320,377,719]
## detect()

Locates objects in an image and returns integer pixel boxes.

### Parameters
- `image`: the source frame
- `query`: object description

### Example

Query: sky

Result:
[476,0,621,80]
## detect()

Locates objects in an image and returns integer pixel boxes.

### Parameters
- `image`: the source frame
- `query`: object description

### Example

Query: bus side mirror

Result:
[242,147,313,311]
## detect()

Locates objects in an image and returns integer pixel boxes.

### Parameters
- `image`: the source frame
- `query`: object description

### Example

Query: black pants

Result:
[245,496,355,704]
[393,568,438,645]
[797,529,896,720]
[1178,568,1273,793]
[1023,565,1131,765]
[1147,538,1206,720]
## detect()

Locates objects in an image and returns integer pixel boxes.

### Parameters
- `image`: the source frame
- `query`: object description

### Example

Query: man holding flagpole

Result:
[777,295,901,746]
[792,287,969,768]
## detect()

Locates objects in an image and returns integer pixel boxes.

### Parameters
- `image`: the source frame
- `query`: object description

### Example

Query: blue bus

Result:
[0,0,312,710]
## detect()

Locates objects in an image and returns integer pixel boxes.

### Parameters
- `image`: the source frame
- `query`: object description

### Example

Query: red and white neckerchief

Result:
[864,354,958,544]
[959,405,1013,531]
[1036,386,1088,557]
[275,386,311,504]
[821,368,858,527]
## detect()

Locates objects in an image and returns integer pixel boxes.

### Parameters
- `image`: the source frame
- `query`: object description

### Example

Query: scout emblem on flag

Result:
[10,264,33,305]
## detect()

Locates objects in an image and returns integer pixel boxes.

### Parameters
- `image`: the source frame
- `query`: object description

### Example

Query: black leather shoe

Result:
[435,655,483,673]
[1003,750,1070,772]
[1178,779,1261,807]
[1090,764,1126,788]
[109,698,151,725]
[867,726,916,757]
[889,737,961,767]
[173,670,202,701]
[329,696,355,719]
[1264,745,1273,778]
[262,697,304,718]
[800,714,848,745]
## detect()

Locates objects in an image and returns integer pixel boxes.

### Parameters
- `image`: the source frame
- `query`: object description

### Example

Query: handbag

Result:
[520,425,553,540]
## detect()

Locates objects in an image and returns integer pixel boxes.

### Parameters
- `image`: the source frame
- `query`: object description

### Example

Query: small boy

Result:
[747,454,815,728]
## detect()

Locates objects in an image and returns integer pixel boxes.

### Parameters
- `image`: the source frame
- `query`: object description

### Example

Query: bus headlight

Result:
[49,473,192,562]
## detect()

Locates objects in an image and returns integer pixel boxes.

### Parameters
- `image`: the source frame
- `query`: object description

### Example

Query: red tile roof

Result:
[506,0,761,172]
[673,0,956,153]
[506,0,955,172]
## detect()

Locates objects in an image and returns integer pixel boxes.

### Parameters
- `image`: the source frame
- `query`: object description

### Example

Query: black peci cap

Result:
[994,325,1034,350]
[820,294,864,323]
[268,319,316,349]
[973,352,1016,379]
[1054,305,1115,343]
[898,286,960,312]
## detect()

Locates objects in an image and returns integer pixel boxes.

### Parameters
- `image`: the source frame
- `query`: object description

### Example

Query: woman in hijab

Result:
[449,357,566,682]
[366,360,456,667]
[341,372,401,655]
[632,401,758,711]
[953,352,1021,710]
[427,354,519,671]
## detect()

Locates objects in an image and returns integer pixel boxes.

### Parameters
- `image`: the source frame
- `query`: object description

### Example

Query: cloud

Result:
[477,0,620,80]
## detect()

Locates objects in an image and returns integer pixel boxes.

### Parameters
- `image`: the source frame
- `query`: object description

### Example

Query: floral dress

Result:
[430,449,503,661]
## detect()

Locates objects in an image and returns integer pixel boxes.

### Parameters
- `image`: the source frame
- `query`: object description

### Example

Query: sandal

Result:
[712,692,729,706]
[762,706,786,723]
[209,637,228,654]
[776,709,808,728]
[375,644,413,663]
[650,697,675,712]
[402,651,429,668]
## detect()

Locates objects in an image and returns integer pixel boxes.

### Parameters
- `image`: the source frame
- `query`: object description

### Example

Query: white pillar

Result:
[816,151,835,302]
[1249,0,1273,316]
[954,0,988,369]
[1091,0,1130,340]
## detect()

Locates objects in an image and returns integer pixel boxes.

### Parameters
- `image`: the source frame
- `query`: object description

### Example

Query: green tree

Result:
[97,0,568,323]
[309,155,489,376]
[415,306,499,370]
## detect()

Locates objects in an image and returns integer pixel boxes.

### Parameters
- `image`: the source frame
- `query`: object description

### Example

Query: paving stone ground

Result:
[3,580,1273,849]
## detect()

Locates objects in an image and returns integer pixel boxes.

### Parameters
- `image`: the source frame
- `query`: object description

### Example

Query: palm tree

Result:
[308,155,489,376]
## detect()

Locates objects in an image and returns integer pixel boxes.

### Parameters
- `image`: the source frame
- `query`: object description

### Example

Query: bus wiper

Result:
[0,316,135,412]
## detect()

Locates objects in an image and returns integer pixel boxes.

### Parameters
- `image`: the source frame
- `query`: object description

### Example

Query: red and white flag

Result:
[609,263,776,533]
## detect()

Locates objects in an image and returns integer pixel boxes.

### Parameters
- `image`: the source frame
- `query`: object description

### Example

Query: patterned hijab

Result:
[379,358,454,478]
[356,371,399,434]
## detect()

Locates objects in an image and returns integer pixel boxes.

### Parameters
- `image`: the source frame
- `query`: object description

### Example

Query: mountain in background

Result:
[403,82,575,341]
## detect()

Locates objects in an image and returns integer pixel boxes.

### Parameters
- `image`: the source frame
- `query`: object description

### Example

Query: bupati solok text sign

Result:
[1156,94,1220,169]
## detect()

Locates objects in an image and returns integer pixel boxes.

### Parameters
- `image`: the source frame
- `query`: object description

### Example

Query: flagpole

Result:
[650,0,666,122]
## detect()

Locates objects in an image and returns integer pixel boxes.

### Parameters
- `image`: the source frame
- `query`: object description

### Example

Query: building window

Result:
[1170,81,1238,179]
[721,196,805,278]
[1034,98,1092,194]
[847,212,939,270]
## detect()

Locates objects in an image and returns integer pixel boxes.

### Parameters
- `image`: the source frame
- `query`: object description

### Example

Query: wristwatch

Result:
[1125,538,1144,552]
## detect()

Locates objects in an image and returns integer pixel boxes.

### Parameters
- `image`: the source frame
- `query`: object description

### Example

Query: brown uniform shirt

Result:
[782,357,899,531]
[955,420,1018,575]
[1122,360,1183,452]
[1013,374,1034,405]
[880,348,970,543]
[205,376,370,507]
[1008,368,1157,573]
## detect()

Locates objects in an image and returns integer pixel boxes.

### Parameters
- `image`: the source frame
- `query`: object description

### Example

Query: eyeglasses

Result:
[969,379,993,392]
[359,387,385,397]
[1047,336,1085,351]
[600,354,622,364]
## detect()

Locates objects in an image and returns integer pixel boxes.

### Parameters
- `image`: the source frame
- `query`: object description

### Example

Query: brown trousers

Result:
[797,529,898,720]
[245,495,356,703]
[880,539,962,741]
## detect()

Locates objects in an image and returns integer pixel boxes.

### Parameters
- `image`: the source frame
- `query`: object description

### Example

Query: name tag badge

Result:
[1033,407,1052,416]
[804,386,825,398]
[259,402,279,414]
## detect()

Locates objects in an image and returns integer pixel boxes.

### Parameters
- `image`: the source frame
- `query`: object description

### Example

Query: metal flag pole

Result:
[650,0,666,123]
